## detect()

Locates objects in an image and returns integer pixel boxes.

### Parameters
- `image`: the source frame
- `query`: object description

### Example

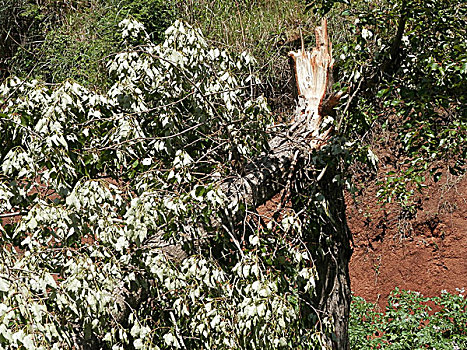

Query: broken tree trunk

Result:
[222,19,351,350]
[222,19,339,209]
[289,20,351,350]
[145,18,351,350]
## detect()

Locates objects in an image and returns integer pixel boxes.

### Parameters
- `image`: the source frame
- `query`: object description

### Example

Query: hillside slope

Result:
[348,171,467,307]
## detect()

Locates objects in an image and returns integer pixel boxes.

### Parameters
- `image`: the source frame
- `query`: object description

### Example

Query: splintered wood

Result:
[289,19,335,138]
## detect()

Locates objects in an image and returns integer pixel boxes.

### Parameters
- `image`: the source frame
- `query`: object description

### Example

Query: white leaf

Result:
[249,235,260,246]
[163,333,174,346]
[134,339,144,349]
[242,265,250,278]
[0,277,10,292]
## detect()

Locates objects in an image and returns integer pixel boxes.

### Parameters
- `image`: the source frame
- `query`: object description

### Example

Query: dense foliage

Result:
[350,288,467,349]
[181,0,467,209]
[1,0,466,348]
[325,0,467,207]
[0,20,329,349]
[0,0,177,88]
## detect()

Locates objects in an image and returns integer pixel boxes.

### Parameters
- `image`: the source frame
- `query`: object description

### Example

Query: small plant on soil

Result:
[350,288,467,349]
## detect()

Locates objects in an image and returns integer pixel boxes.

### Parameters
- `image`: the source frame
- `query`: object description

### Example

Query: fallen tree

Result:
[222,20,351,349]
[0,19,350,349]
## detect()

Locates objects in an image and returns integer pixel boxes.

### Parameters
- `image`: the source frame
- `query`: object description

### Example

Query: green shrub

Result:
[320,0,467,208]
[350,288,467,349]
[0,0,40,80]
[121,0,177,43]
[4,0,177,89]
[16,2,122,89]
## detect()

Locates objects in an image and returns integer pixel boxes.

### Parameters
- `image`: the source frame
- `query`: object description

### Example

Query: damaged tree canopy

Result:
[0,19,351,350]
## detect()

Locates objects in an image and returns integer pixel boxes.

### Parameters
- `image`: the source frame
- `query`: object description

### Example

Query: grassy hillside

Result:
[1,0,177,89]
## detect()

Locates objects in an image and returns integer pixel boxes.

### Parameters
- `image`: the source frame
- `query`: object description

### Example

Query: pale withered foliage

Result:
[0,20,323,349]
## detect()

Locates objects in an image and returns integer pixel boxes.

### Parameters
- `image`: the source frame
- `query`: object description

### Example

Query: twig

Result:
[0,211,28,219]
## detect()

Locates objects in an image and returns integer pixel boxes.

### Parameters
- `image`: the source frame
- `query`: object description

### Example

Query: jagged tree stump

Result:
[287,19,351,350]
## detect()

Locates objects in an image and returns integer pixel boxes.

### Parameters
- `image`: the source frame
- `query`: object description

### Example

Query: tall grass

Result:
[180,0,318,115]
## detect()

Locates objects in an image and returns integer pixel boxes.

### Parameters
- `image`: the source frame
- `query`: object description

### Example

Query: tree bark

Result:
[287,20,351,349]
[305,166,352,350]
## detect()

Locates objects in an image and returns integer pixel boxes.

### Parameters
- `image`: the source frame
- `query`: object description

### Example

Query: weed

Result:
[350,288,467,349]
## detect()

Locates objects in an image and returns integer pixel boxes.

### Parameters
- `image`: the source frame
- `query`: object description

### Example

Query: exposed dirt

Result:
[255,154,467,310]
[347,172,467,309]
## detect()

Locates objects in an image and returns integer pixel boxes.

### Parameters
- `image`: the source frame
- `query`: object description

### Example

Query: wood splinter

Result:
[288,18,341,140]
